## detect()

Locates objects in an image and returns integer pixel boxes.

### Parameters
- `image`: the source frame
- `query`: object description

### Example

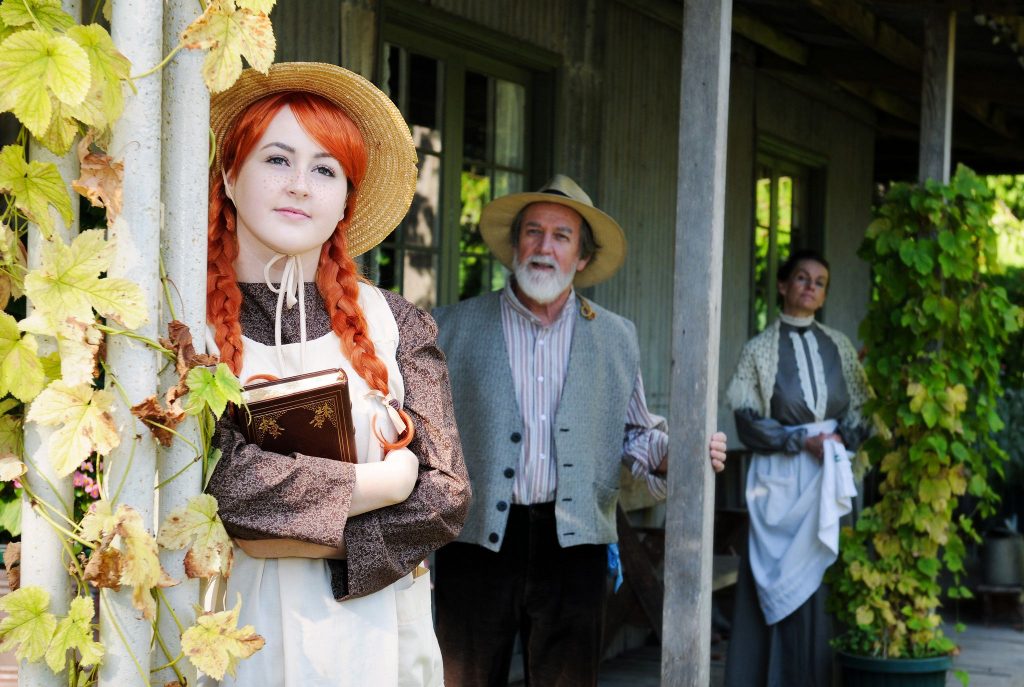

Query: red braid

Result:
[207,174,244,375]
[317,224,414,450]
[208,91,413,449]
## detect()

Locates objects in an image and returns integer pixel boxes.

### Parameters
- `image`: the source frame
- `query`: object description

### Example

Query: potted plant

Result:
[826,166,1022,685]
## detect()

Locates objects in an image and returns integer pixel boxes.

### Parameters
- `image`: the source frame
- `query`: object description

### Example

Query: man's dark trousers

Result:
[435,502,607,687]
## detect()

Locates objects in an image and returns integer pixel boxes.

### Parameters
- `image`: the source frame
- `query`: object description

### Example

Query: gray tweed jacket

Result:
[434,291,639,550]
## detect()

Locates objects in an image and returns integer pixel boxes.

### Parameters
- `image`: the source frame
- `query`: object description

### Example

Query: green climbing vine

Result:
[827,166,1023,660]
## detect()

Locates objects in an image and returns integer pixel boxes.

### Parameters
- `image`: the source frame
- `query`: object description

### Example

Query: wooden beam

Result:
[802,0,1018,139]
[919,8,956,182]
[664,0,730,684]
[734,10,808,65]
[837,80,920,123]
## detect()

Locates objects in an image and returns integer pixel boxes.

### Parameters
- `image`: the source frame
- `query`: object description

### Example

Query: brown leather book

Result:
[238,368,358,463]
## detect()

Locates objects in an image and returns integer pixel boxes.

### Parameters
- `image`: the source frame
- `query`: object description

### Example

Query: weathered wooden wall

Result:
[269,0,877,429]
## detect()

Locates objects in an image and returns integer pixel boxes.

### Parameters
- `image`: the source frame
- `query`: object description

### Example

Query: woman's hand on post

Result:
[709,432,727,473]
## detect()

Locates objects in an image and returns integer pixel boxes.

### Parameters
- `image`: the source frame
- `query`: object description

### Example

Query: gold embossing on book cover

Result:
[239,369,357,463]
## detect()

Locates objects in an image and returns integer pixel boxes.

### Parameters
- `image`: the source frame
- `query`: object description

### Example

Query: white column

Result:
[151,2,210,684]
[20,7,82,685]
[663,0,732,684]
[99,1,163,685]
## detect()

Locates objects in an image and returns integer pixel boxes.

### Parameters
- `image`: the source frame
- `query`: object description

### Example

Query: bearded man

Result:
[432,175,727,687]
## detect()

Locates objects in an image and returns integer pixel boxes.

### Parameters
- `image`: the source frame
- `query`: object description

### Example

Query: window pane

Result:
[460,169,491,254]
[494,170,525,199]
[494,80,525,168]
[403,250,436,309]
[463,71,488,163]
[408,53,439,132]
[402,152,440,247]
[377,244,398,292]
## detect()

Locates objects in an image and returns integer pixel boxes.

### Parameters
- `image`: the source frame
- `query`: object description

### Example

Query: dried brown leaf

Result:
[4,541,20,591]
[83,547,122,590]
[130,395,185,447]
[71,135,123,223]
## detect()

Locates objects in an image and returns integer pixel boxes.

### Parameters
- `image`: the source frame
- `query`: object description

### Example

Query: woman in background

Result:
[724,249,870,687]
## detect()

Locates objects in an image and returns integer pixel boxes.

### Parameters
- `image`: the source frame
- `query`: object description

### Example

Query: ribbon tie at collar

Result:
[263,253,308,372]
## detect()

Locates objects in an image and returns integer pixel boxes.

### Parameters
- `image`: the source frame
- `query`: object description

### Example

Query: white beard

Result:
[512,254,577,304]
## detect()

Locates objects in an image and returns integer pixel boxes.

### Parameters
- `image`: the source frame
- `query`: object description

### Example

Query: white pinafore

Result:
[210,283,442,687]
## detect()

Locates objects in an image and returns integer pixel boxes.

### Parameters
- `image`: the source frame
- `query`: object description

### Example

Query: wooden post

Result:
[919,9,956,183]
[662,0,731,685]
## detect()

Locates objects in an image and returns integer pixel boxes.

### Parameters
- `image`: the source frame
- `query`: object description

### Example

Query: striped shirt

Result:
[500,281,669,504]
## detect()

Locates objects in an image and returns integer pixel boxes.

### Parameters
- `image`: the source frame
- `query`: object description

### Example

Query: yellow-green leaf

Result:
[0,311,44,402]
[184,363,242,418]
[182,595,264,680]
[0,410,22,457]
[0,454,25,481]
[44,595,104,673]
[236,0,276,11]
[0,30,90,135]
[855,605,874,627]
[66,24,129,128]
[0,144,72,238]
[158,494,234,578]
[79,499,115,543]
[0,0,74,32]
[35,101,78,157]
[0,586,56,662]
[24,228,147,329]
[116,505,169,620]
[181,1,276,93]
[26,380,119,477]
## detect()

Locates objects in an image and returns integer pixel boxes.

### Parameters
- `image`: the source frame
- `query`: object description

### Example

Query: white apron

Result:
[208,283,443,687]
[745,419,857,625]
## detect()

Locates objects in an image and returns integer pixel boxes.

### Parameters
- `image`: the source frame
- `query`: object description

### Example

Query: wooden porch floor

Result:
[587,620,1024,686]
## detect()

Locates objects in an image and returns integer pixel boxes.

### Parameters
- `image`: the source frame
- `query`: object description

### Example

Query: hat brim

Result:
[211,63,417,257]
[479,193,627,288]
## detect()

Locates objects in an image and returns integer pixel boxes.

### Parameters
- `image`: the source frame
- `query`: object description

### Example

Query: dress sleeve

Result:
[207,416,358,546]
[333,293,471,600]
[734,408,807,454]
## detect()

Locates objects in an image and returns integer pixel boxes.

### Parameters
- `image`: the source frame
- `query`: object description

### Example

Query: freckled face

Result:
[778,259,829,317]
[225,105,348,257]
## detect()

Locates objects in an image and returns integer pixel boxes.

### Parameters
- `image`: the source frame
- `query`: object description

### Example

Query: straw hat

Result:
[479,175,626,288]
[210,62,417,257]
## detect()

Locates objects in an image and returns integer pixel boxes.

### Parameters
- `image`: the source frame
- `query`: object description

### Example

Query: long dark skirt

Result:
[723,554,833,687]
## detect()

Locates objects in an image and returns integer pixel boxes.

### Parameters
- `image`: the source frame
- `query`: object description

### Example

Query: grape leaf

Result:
[184,363,242,418]
[66,24,129,130]
[35,99,78,157]
[0,0,74,32]
[79,499,115,543]
[0,407,23,458]
[0,144,73,239]
[236,0,277,11]
[0,586,56,662]
[23,228,147,329]
[21,313,104,388]
[180,0,275,94]
[0,310,44,402]
[182,595,264,680]
[44,595,104,673]
[157,494,234,578]
[0,30,90,136]
[26,380,119,478]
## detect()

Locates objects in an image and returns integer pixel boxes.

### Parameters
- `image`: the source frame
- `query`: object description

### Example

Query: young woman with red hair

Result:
[203,63,470,687]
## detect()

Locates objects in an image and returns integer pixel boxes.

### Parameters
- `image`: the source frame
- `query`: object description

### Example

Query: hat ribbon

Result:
[263,252,307,372]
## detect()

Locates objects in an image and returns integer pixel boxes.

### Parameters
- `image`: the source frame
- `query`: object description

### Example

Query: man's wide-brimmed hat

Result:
[210,62,417,257]
[479,174,626,288]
